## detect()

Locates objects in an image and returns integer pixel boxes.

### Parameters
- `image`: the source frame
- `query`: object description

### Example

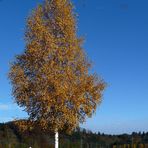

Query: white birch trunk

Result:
[55,130,59,148]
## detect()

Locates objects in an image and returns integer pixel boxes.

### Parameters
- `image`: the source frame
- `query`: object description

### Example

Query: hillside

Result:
[0,122,148,148]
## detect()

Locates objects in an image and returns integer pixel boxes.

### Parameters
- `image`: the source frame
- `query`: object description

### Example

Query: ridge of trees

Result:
[0,121,148,147]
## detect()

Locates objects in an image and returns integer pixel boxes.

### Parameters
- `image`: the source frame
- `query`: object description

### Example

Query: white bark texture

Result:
[55,130,59,148]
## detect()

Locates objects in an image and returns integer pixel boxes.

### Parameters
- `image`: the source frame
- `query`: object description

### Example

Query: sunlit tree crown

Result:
[9,0,105,133]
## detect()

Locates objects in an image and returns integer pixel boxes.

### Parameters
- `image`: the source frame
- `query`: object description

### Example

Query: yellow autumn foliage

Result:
[9,0,105,133]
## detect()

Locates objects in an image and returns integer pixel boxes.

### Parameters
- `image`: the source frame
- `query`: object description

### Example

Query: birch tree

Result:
[9,0,105,147]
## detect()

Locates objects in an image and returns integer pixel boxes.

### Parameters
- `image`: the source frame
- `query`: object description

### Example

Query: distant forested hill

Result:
[0,121,148,148]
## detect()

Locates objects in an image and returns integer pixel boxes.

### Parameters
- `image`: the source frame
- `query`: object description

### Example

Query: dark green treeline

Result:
[0,122,148,148]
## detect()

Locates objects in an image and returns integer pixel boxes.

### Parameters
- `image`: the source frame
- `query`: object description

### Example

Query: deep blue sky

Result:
[0,0,148,134]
